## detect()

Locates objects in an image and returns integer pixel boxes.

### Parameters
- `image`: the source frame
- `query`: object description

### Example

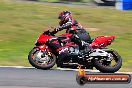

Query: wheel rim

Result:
[32,49,54,67]
[98,52,119,67]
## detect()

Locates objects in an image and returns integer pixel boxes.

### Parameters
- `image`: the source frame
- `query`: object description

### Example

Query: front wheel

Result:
[94,50,122,73]
[28,48,56,70]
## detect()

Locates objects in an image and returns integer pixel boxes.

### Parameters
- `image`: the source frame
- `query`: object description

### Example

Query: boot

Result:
[80,41,93,54]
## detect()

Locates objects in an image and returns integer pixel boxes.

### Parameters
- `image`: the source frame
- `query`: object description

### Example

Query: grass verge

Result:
[0,0,132,71]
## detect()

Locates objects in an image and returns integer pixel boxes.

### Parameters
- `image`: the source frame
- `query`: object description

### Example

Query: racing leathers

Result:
[52,15,92,52]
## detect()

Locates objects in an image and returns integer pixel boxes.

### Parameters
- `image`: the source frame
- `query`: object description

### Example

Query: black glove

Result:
[54,27,60,32]
[52,26,63,34]
[49,31,55,36]
[56,26,63,31]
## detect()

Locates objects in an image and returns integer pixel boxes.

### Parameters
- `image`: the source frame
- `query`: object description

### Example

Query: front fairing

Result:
[37,33,54,44]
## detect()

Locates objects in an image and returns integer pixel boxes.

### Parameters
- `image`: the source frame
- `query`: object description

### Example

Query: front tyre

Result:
[94,50,122,73]
[28,48,56,70]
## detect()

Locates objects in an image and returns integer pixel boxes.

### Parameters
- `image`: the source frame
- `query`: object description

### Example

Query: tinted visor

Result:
[58,12,64,19]
[58,16,61,19]
[58,16,64,21]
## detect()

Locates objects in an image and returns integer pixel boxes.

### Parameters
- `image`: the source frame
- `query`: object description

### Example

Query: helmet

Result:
[58,11,71,21]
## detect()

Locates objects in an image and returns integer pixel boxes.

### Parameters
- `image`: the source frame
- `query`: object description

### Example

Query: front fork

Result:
[34,45,49,58]
[35,45,47,52]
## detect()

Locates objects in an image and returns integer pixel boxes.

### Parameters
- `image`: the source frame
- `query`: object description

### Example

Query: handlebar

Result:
[43,29,56,36]
[43,26,62,36]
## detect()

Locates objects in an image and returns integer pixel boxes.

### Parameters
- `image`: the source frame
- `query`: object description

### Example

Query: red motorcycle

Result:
[28,29,122,73]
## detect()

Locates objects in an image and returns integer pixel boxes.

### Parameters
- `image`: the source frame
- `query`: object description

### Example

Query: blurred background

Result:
[0,0,132,72]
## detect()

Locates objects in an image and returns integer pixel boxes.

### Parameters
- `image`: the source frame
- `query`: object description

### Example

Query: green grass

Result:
[0,0,132,71]
[39,0,92,2]
[39,0,92,5]
[39,0,60,2]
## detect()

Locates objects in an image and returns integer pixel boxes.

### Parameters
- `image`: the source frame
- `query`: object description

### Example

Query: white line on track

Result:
[0,66,35,69]
[56,68,132,74]
[0,66,132,74]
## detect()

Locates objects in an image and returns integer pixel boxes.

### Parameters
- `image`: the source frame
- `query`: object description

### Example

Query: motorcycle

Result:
[28,28,122,73]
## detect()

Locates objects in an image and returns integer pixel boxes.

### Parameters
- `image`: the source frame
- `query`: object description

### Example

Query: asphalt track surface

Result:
[0,67,132,88]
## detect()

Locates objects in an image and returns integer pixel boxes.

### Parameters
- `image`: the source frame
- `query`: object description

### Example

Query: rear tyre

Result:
[94,50,122,73]
[28,48,56,70]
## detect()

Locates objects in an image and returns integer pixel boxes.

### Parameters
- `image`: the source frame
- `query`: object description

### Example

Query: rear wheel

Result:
[94,50,122,73]
[28,48,56,70]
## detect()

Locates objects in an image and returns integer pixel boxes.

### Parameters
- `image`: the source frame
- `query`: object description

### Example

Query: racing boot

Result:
[80,41,93,54]
[71,34,93,54]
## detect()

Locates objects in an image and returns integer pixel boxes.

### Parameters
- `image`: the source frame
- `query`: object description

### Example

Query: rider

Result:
[52,11,92,53]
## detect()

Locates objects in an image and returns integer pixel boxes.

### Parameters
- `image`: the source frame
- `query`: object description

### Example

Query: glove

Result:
[52,26,63,34]
[54,27,60,32]
[49,31,55,36]
[55,26,63,32]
